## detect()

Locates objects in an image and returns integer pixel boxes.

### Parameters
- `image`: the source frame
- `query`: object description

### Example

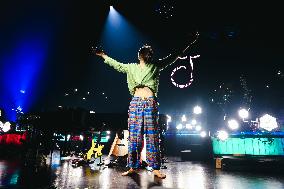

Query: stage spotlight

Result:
[217,130,228,141]
[195,125,202,131]
[185,123,192,129]
[191,119,197,125]
[181,115,187,122]
[193,106,202,114]
[176,124,183,130]
[259,114,278,131]
[2,122,11,132]
[106,131,111,134]
[79,135,84,141]
[238,108,249,120]
[228,119,239,130]
[17,106,22,112]
[200,131,207,137]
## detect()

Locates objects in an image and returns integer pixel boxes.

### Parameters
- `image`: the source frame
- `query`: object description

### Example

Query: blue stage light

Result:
[100,5,148,60]
[0,34,49,121]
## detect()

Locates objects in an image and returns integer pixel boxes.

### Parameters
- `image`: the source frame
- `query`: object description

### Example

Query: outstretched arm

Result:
[95,51,128,74]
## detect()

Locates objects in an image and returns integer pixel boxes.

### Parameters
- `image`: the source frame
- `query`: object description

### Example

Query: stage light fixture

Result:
[200,131,207,137]
[193,106,202,114]
[238,108,249,119]
[217,130,228,141]
[191,119,197,125]
[79,135,84,141]
[259,114,278,131]
[2,122,11,132]
[185,123,192,129]
[196,125,202,131]
[228,119,239,130]
[176,124,183,130]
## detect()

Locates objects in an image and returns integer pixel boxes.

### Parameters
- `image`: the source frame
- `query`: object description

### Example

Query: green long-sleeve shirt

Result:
[104,54,178,96]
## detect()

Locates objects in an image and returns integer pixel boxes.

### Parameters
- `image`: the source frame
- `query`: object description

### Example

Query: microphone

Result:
[91,45,104,54]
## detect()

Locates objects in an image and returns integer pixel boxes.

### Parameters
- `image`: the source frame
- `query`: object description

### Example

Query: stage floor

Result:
[1,156,284,189]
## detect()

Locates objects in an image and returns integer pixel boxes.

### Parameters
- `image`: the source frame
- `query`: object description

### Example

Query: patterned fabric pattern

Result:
[127,96,161,170]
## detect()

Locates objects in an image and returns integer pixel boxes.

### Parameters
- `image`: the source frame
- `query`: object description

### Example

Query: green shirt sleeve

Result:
[104,56,128,73]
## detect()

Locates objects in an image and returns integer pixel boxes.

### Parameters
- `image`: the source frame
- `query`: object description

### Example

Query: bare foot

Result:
[121,168,138,176]
[153,170,166,179]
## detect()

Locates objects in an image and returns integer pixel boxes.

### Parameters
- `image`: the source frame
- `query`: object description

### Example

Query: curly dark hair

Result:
[138,44,154,63]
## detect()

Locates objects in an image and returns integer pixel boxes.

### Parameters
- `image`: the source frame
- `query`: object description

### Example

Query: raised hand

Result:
[91,45,105,56]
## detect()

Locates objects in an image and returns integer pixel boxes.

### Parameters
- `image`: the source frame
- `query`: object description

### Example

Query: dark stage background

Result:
[0,1,284,131]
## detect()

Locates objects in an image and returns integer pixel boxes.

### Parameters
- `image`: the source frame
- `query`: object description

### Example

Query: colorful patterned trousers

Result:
[128,96,161,170]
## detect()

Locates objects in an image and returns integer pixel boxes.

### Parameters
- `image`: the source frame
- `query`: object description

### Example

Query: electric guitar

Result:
[84,128,106,161]
[108,130,146,161]
[85,138,104,161]
[108,130,129,157]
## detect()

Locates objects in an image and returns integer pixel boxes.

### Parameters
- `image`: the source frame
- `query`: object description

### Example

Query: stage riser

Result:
[212,137,284,156]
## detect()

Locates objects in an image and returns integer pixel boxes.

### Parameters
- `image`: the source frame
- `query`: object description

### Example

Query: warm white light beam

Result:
[200,131,207,137]
[228,119,239,130]
[238,108,249,119]
[259,114,278,131]
[195,125,202,131]
[186,124,192,129]
[217,130,228,141]
[176,124,183,130]
[193,106,202,114]
[2,122,11,132]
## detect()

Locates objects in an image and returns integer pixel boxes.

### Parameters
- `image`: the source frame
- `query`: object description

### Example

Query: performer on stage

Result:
[95,44,186,179]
